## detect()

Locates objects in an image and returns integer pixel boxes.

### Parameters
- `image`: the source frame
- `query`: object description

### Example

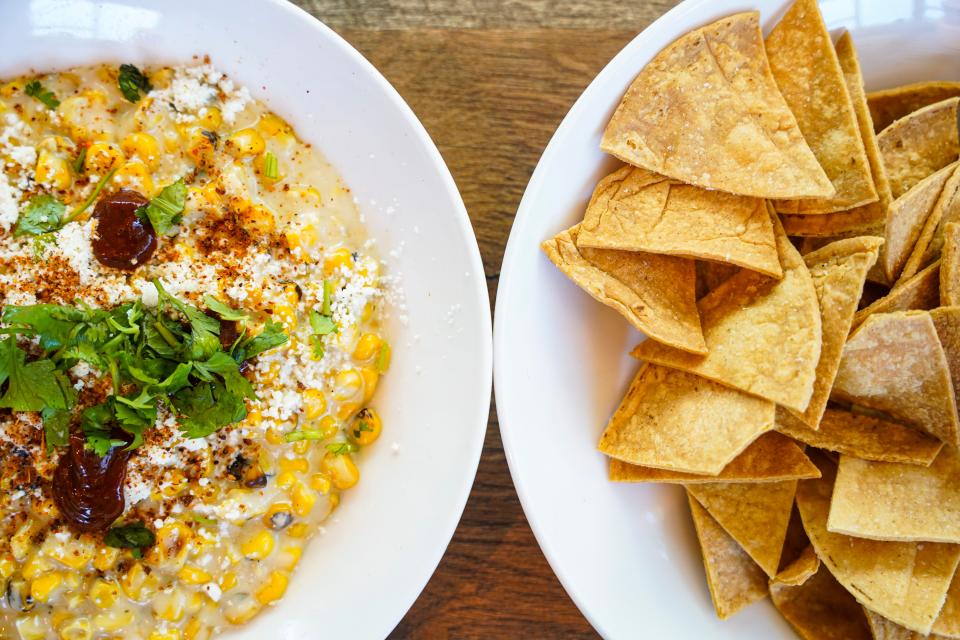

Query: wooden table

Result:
[291,2,678,636]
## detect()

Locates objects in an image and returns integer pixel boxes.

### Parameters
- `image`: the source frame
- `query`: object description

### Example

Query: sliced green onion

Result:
[376,342,391,373]
[64,167,118,224]
[325,441,359,455]
[263,152,279,180]
[72,146,87,174]
[322,279,334,316]
[285,430,326,443]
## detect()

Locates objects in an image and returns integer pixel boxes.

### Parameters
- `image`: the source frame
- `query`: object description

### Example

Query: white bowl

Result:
[0,1,492,638]
[495,0,959,637]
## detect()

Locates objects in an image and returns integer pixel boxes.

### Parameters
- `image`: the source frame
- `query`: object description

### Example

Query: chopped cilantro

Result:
[117,64,152,102]
[14,194,65,237]
[204,295,248,322]
[325,441,359,456]
[24,80,59,109]
[139,179,187,235]
[104,522,155,555]
[41,407,71,452]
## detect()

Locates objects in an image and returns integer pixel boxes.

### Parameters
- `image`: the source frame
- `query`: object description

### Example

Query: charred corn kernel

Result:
[302,389,327,420]
[114,160,154,195]
[22,552,52,580]
[92,609,133,633]
[353,333,382,361]
[333,369,363,401]
[309,472,333,494]
[88,579,119,609]
[178,565,212,585]
[287,522,309,538]
[279,546,302,571]
[322,452,360,489]
[283,282,300,305]
[291,482,317,516]
[257,113,289,136]
[154,589,187,622]
[149,631,182,640]
[0,554,13,578]
[279,457,309,474]
[0,80,24,98]
[35,149,72,189]
[198,106,223,129]
[186,128,217,167]
[263,502,293,528]
[240,203,276,235]
[337,401,359,421]
[92,546,120,572]
[324,247,354,276]
[226,128,265,156]
[360,366,379,404]
[349,407,382,446]
[256,571,289,605]
[276,471,297,489]
[241,530,275,560]
[121,132,160,169]
[219,572,238,591]
[30,571,64,602]
[58,617,93,640]
[84,141,123,174]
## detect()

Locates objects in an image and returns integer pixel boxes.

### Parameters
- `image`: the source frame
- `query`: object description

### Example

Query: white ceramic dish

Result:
[0,1,492,638]
[495,0,960,637]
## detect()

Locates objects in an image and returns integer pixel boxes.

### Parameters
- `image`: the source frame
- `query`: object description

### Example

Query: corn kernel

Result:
[31,571,64,603]
[153,589,187,622]
[58,617,93,640]
[241,204,276,235]
[113,160,154,195]
[316,415,339,440]
[149,631,182,640]
[121,132,160,169]
[279,458,309,474]
[309,472,333,494]
[276,471,297,489]
[0,554,13,578]
[226,128,265,157]
[255,571,289,605]
[92,609,133,633]
[121,563,147,600]
[279,545,302,571]
[50,539,94,570]
[265,426,285,445]
[57,90,112,141]
[292,439,310,455]
[241,530,275,560]
[224,597,261,625]
[0,80,24,98]
[92,546,120,572]
[89,579,119,609]
[324,247,354,276]
[220,572,238,591]
[84,141,123,175]
[291,482,317,516]
[322,451,360,490]
[35,149,72,190]
[198,106,223,129]
[349,407,382,446]
[22,552,52,580]
[353,333,382,361]
[273,303,296,331]
[287,523,309,539]
[257,113,290,136]
[178,565,212,585]
[336,401,359,422]
[360,366,379,404]
[333,369,363,401]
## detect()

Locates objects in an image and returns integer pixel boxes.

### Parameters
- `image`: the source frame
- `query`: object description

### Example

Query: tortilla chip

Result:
[828,448,960,543]
[900,166,960,281]
[776,407,943,466]
[576,166,782,277]
[942,224,960,306]
[686,492,768,619]
[869,81,960,133]
[931,307,960,399]
[780,506,813,573]
[600,12,832,199]
[865,608,954,640]
[880,163,957,283]
[598,364,774,474]
[853,260,941,330]
[782,208,883,238]
[696,260,742,299]
[771,556,872,640]
[833,310,960,446]
[768,1,877,214]
[878,97,960,200]
[933,569,960,637]
[609,431,819,483]
[790,237,883,428]
[632,216,822,412]
[797,455,960,634]
[541,225,706,354]
[688,480,796,577]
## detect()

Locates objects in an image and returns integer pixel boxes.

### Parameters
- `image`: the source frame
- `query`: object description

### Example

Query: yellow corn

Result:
[279,457,309,474]
[287,523,309,539]
[113,159,154,195]
[35,149,72,190]
[0,553,14,578]
[324,247,354,276]
[198,106,223,129]
[255,571,289,605]
[279,545,303,571]
[186,127,217,167]
[292,439,310,455]
[30,571,64,603]
[291,482,317,516]
[220,571,238,591]
[333,369,363,401]
[265,426,285,445]
[92,609,133,633]
[22,552,52,580]
[241,204,276,235]
[0,80,25,98]
[153,589,187,622]
[57,90,112,141]
[84,141,123,174]
[241,530,275,560]
[336,401,359,422]
[322,452,360,489]
[121,132,160,169]
[316,415,339,440]
[273,303,296,331]
[226,128,265,157]
[257,113,290,136]
[360,366,379,403]
[120,563,147,600]
[224,598,261,625]
[149,631,182,640]
[309,472,333,494]
[178,565,212,585]
[349,407,382,446]
[58,617,93,640]
[353,333,382,361]
[276,471,297,489]
[50,538,94,570]
[88,579,119,609]
[92,546,120,572]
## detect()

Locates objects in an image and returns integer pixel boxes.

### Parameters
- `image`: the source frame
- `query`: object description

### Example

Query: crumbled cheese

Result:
[0,173,21,232]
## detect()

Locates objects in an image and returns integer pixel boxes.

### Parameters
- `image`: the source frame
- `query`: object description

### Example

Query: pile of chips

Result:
[542,1,960,637]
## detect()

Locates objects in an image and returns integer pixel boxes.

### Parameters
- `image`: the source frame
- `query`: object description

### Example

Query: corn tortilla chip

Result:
[853,260,940,330]
[869,81,960,133]
[541,225,706,354]
[776,407,943,466]
[688,480,796,577]
[942,224,960,306]
[900,165,960,281]
[797,455,960,634]
[828,449,960,543]
[933,569,960,638]
[880,163,956,283]
[687,492,768,619]
[790,237,883,428]
[782,208,883,238]
[833,310,960,446]
[632,216,822,412]
[608,431,819,484]
[600,12,832,199]
[597,364,774,474]
[878,97,960,200]
[865,608,954,640]
[576,166,782,277]
[696,260,742,299]
[771,555,872,640]
[768,1,877,214]
[780,506,813,573]
[930,307,960,400]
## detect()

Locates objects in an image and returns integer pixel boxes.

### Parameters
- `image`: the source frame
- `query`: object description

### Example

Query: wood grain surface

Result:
[292,2,679,637]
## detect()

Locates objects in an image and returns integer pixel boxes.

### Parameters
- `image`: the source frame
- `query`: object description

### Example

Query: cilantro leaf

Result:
[14,194,65,237]
[309,310,336,335]
[194,352,254,399]
[41,407,71,452]
[204,295,248,322]
[104,522,155,553]
[234,320,288,361]
[24,80,60,109]
[3,304,94,350]
[118,64,152,103]
[0,340,74,412]
[173,381,247,439]
[140,179,186,234]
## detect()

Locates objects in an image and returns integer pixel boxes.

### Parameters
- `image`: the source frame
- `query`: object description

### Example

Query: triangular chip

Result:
[878,97,960,199]
[767,1,877,214]
[790,237,882,428]
[833,310,960,446]
[869,81,960,133]
[931,306,960,398]
[828,448,960,543]
[688,480,797,577]
[797,455,960,634]
[900,165,960,281]
[597,364,774,474]
[686,492,768,619]
[942,224,960,306]
[632,216,822,412]
[933,569,960,638]
[780,506,813,574]
[576,166,782,277]
[608,432,819,484]
[865,608,954,640]
[771,554,872,640]
[781,208,883,238]
[853,260,941,330]
[696,260,741,298]
[600,12,832,199]
[776,407,943,467]
[541,224,706,354]
[880,162,956,283]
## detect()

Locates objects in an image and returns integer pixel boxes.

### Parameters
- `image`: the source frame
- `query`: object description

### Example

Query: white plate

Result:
[0,1,492,638]
[495,1,959,637]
